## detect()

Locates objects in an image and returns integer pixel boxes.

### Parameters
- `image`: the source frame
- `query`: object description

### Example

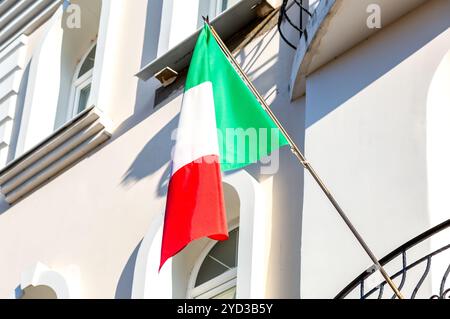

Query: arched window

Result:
[16,262,72,299]
[20,285,57,299]
[71,44,96,118]
[189,227,239,299]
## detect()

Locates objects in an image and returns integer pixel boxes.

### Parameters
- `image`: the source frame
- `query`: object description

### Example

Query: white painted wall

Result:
[426,49,450,295]
[156,0,203,56]
[0,2,307,297]
[168,0,200,49]
[54,0,101,128]
[0,36,28,165]
[0,0,447,299]
[132,170,270,299]
[16,0,102,157]
[301,0,450,298]
[156,0,174,57]
[0,0,153,298]
[237,22,305,299]
[17,8,65,155]
[308,0,321,12]
[157,0,246,56]
[0,6,55,164]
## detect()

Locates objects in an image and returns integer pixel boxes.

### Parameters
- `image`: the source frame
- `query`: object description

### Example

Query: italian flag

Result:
[160,25,288,269]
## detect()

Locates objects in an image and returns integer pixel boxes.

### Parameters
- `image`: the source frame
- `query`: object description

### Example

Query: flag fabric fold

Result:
[160,24,289,270]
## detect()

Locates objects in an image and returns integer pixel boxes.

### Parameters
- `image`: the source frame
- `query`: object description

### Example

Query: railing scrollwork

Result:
[278,0,312,50]
[336,219,450,299]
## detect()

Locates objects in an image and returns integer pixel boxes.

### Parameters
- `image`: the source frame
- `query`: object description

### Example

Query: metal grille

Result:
[277,0,312,50]
[336,219,450,299]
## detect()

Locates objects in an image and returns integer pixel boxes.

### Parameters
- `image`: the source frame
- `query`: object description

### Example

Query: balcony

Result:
[277,0,313,50]
[336,219,450,299]
[278,0,428,100]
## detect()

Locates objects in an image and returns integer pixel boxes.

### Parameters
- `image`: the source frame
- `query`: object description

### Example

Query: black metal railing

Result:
[278,0,312,49]
[335,219,450,299]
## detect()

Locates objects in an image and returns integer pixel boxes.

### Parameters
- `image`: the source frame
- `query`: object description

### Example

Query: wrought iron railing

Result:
[277,0,312,49]
[335,219,450,299]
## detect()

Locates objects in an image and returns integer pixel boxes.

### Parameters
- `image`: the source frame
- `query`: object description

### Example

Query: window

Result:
[190,227,239,299]
[70,44,96,119]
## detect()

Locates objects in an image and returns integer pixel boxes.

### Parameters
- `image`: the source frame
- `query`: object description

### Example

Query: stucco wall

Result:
[301,0,450,298]
[0,0,447,299]
[0,1,306,298]
[0,0,152,299]
[232,16,306,298]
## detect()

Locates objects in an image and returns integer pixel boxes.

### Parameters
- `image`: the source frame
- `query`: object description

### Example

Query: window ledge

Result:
[0,106,112,204]
[136,0,275,82]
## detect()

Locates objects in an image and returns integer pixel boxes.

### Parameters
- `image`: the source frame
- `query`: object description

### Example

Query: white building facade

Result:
[0,0,448,299]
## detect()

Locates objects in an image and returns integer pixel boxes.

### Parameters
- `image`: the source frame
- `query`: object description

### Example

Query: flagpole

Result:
[205,19,404,299]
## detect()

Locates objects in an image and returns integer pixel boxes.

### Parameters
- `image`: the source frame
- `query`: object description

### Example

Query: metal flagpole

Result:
[205,19,404,299]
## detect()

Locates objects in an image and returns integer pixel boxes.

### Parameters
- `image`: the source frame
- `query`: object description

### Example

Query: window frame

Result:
[71,70,93,118]
[192,269,237,299]
[187,223,239,299]
[67,42,97,121]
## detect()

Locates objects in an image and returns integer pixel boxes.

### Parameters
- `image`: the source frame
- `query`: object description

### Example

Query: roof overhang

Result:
[289,0,428,100]
[136,0,274,82]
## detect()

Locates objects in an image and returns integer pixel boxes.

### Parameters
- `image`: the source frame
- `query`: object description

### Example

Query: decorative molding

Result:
[0,0,62,52]
[187,223,239,299]
[0,106,112,204]
[0,35,27,166]
[131,170,267,299]
[19,262,71,299]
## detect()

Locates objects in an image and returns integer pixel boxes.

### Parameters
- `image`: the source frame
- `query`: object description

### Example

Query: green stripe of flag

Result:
[185,24,289,171]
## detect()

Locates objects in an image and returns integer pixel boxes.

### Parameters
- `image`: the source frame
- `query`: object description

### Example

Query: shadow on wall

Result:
[121,113,178,198]
[114,1,176,298]
[242,29,278,80]
[120,0,179,197]
[117,7,306,298]
[132,0,164,115]
[263,31,304,299]
[110,0,165,142]
[115,240,142,299]
[234,20,305,298]
[54,1,102,130]
[0,196,10,215]
[8,62,31,164]
[0,60,33,215]
[305,2,450,128]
